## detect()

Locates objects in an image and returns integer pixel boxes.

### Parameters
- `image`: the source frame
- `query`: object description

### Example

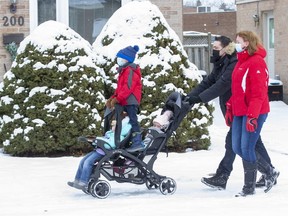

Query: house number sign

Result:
[2,16,24,26]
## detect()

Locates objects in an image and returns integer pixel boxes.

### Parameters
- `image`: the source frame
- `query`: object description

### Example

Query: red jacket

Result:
[228,46,270,118]
[112,63,142,106]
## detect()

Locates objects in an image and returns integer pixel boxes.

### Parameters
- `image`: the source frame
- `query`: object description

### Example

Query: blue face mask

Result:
[117,57,127,66]
[235,43,244,53]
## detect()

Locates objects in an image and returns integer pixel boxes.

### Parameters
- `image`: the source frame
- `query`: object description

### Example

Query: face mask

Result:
[210,49,221,63]
[235,43,244,53]
[117,57,127,66]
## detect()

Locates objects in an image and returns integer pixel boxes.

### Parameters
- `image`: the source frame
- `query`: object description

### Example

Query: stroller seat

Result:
[142,126,166,155]
[93,128,132,156]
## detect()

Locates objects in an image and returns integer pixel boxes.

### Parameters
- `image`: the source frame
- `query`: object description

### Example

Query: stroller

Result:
[78,92,192,199]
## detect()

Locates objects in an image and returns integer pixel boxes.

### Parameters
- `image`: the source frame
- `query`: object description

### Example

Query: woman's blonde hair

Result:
[236,31,263,55]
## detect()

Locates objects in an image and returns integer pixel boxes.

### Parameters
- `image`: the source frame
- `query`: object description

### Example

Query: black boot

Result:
[256,173,279,188]
[201,173,229,190]
[256,152,280,193]
[255,174,266,188]
[126,132,145,152]
[235,160,257,197]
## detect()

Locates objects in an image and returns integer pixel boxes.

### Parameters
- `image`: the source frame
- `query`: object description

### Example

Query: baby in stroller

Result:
[67,113,131,191]
[153,110,173,129]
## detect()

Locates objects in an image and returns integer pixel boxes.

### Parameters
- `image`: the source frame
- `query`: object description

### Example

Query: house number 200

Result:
[2,16,24,26]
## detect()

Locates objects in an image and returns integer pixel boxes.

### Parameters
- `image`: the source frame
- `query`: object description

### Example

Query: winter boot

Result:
[126,132,145,152]
[235,160,257,197]
[256,173,278,188]
[201,173,229,190]
[67,180,87,190]
[255,174,266,188]
[256,152,280,193]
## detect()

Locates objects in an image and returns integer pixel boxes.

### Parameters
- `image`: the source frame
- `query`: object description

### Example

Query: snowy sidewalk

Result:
[1,100,288,216]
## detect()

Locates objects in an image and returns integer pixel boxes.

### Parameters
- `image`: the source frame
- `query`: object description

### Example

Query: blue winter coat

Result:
[96,117,132,150]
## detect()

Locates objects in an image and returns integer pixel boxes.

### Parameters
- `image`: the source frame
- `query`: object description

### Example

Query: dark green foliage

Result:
[0,6,215,156]
[0,23,106,156]
[95,14,214,152]
[5,42,18,61]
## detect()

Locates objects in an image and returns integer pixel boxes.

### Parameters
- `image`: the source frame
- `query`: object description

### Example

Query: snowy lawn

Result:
[1,100,288,216]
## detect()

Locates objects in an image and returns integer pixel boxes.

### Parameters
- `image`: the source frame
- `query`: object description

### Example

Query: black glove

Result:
[185,95,202,105]
[92,139,98,147]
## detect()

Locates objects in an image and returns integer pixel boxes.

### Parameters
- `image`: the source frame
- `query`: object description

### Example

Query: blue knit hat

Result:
[116,45,139,63]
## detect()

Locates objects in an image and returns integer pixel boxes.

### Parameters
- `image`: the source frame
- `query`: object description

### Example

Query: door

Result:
[265,12,275,78]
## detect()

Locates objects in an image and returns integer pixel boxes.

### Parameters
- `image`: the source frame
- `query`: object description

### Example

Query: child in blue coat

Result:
[68,117,131,190]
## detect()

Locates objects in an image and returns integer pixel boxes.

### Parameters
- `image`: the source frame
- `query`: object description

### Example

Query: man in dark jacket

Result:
[185,36,277,190]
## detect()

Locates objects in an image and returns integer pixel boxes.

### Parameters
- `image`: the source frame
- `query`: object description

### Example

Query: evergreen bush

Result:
[93,1,214,152]
[0,21,107,156]
[0,2,215,156]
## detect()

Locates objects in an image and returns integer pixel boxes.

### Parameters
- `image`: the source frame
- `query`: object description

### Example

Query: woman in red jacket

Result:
[225,31,279,197]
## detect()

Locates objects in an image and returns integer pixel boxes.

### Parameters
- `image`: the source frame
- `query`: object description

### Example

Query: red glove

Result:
[225,102,233,127]
[246,117,258,132]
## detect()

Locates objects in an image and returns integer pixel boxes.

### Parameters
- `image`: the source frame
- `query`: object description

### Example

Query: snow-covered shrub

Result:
[0,21,107,156]
[93,1,214,151]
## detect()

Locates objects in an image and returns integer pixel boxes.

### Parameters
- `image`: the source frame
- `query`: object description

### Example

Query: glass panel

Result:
[69,0,121,44]
[38,0,57,25]
[269,18,274,49]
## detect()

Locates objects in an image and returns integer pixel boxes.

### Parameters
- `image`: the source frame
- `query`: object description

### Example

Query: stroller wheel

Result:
[90,180,111,199]
[159,177,177,195]
[145,179,158,190]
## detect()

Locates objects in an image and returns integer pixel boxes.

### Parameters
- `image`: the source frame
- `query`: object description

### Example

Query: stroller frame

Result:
[79,92,192,199]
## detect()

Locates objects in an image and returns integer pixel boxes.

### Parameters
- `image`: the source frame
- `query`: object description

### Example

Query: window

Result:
[197,6,211,13]
[38,0,56,25]
[30,0,121,44]
[269,17,274,49]
[69,0,121,44]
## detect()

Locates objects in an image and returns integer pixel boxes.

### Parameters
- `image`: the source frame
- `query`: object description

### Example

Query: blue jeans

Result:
[232,114,268,162]
[75,150,103,184]
[124,105,140,133]
[216,127,272,176]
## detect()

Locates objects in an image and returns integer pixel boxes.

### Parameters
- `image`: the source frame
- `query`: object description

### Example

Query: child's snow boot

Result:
[126,132,145,152]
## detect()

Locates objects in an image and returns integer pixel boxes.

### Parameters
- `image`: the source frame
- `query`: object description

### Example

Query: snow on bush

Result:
[0,21,107,156]
[92,1,214,151]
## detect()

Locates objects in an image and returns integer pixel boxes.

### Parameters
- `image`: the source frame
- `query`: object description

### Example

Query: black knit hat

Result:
[215,36,232,47]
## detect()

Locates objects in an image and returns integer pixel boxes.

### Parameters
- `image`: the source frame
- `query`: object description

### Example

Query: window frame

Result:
[29,0,69,33]
[29,0,126,41]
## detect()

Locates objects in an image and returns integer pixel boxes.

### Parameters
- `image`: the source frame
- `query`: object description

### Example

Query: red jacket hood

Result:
[237,46,267,63]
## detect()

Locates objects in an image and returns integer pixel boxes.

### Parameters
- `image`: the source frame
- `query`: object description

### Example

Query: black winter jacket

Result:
[189,53,237,117]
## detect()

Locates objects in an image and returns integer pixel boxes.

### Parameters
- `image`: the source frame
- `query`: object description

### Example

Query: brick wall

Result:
[274,1,288,103]
[236,3,255,32]
[150,0,183,41]
[237,0,288,103]
[183,11,236,41]
[0,0,29,81]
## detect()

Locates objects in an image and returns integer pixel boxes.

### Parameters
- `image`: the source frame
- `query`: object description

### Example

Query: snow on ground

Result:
[1,99,288,216]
